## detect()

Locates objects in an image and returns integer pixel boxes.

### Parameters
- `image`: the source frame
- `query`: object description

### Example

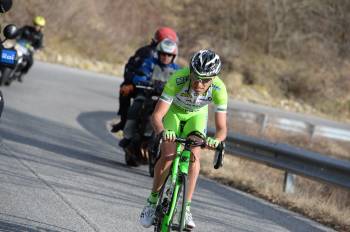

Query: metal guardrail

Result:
[227,101,350,142]
[208,129,350,191]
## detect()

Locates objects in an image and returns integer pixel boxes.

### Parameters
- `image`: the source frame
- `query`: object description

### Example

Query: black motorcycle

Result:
[123,80,164,167]
[0,0,15,117]
[0,24,18,86]
[0,39,33,86]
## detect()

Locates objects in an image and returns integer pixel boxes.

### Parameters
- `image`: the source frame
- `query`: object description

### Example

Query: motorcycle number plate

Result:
[0,48,17,67]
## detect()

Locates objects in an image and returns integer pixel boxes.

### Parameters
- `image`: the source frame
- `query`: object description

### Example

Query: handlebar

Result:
[135,85,154,90]
[174,137,225,169]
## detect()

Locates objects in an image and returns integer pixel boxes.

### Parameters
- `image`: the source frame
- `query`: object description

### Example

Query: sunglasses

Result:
[190,73,213,84]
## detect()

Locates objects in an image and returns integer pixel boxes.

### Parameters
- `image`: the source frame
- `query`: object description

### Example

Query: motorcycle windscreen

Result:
[0,48,17,67]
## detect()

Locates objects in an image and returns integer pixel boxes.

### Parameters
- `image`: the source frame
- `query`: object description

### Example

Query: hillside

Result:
[3,0,350,121]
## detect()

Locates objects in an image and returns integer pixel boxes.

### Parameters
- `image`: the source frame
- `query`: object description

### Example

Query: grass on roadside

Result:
[204,110,350,231]
[199,129,350,232]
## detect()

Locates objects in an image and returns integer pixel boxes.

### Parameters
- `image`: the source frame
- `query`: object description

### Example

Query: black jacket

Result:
[16,25,44,50]
[123,42,157,84]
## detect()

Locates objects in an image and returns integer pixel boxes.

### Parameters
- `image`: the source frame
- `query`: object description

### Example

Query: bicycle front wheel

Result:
[169,174,187,232]
[154,174,172,232]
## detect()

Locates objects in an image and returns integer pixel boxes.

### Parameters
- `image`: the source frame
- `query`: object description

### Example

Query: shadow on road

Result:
[0,107,146,175]
[0,213,76,232]
[0,107,149,191]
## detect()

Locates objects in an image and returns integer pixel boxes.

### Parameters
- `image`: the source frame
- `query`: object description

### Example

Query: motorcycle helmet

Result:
[190,49,222,78]
[33,16,46,27]
[3,24,17,39]
[153,27,178,44]
[156,38,178,56]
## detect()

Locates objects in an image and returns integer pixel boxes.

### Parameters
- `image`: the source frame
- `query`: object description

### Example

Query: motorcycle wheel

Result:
[17,73,23,82]
[124,148,139,167]
[0,67,12,86]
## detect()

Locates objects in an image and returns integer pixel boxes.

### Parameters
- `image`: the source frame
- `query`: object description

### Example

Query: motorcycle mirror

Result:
[0,0,12,13]
[3,24,17,39]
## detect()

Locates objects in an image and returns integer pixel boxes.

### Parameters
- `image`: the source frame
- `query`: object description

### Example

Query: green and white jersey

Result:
[160,67,228,112]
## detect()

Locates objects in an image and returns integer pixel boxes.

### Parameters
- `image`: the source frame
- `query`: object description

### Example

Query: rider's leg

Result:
[186,145,201,201]
[181,110,208,229]
[149,105,181,194]
[111,83,131,132]
[152,141,177,192]
[182,110,207,202]
[140,143,176,228]
[119,98,143,147]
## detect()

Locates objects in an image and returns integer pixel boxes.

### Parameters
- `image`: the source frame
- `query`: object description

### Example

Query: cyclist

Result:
[15,15,45,78]
[119,38,181,148]
[139,49,228,229]
[111,27,179,133]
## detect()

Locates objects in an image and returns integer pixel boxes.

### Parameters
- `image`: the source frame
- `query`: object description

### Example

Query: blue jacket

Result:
[132,57,181,86]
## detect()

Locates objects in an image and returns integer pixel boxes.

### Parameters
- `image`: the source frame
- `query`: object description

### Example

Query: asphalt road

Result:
[0,61,334,232]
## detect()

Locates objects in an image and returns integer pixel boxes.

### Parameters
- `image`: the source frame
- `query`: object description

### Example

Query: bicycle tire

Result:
[168,174,187,231]
[176,174,187,231]
[124,150,138,167]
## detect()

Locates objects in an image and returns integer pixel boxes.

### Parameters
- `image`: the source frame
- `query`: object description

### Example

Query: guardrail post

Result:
[258,114,268,135]
[283,172,295,193]
[308,124,316,143]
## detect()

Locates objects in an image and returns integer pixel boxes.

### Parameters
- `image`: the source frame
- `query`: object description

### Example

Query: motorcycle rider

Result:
[110,27,179,133]
[118,38,181,149]
[14,15,45,80]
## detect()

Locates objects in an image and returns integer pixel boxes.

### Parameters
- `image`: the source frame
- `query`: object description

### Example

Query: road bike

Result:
[153,137,225,232]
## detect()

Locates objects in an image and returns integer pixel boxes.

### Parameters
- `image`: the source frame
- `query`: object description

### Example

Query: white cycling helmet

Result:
[190,49,222,78]
[156,38,178,56]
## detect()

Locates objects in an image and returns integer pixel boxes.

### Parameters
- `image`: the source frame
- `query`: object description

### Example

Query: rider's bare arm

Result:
[214,111,227,141]
[151,100,171,135]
